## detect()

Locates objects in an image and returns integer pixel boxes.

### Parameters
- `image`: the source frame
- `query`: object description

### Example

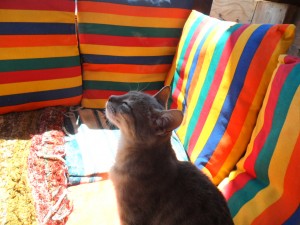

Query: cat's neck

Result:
[118,131,173,152]
[113,131,177,177]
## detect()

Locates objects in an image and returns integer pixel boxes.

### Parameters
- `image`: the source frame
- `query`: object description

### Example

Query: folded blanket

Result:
[65,126,120,185]
[64,108,188,186]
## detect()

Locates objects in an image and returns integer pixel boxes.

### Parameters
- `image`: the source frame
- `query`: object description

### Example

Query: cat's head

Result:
[106,86,183,143]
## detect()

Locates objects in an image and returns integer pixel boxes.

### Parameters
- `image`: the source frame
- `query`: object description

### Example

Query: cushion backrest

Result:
[219,54,300,225]
[77,0,193,108]
[0,0,82,114]
[166,10,296,184]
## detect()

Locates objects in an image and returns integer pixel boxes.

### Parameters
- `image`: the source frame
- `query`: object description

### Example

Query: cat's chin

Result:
[105,103,118,127]
[106,113,116,127]
[106,114,119,128]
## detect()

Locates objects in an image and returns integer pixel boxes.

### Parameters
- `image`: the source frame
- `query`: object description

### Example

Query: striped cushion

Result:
[219,55,300,225]
[78,0,193,108]
[165,10,296,184]
[0,0,82,114]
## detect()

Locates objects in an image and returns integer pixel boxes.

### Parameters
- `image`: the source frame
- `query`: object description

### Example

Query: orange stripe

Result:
[77,1,190,19]
[252,135,300,225]
[206,25,289,179]
[0,96,81,114]
[0,35,77,47]
[83,63,171,74]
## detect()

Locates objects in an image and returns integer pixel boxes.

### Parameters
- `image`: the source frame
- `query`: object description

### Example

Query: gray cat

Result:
[106,86,234,225]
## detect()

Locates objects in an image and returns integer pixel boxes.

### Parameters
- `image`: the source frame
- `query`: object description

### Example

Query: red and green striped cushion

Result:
[78,0,193,108]
[165,10,296,184]
[0,0,82,114]
[219,55,300,225]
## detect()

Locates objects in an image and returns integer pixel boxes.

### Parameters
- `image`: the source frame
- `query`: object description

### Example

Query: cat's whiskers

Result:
[139,83,150,92]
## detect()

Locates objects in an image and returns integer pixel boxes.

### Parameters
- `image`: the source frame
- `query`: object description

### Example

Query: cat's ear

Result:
[153,86,170,109]
[154,109,183,136]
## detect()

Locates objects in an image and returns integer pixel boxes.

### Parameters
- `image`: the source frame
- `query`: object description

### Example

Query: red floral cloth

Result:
[27,108,73,225]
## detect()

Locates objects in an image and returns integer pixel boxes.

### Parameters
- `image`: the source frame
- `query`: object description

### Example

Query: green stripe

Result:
[78,23,182,38]
[228,64,300,218]
[254,64,300,180]
[0,56,80,72]
[84,80,163,91]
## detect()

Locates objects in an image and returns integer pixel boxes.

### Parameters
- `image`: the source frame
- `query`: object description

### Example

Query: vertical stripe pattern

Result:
[165,10,296,184]
[0,0,82,114]
[77,0,193,108]
[219,55,300,224]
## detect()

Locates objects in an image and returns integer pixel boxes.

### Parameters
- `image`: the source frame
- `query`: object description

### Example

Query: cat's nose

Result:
[108,95,119,103]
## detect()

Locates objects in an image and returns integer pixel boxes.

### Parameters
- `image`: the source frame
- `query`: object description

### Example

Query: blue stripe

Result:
[0,86,82,107]
[0,22,76,35]
[78,0,193,9]
[82,54,174,65]
[65,141,85,179]
[194,24,272,168]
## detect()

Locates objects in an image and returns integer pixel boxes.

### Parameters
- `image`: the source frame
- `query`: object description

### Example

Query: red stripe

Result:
[243,64,292,176]
[0,96,81,114]
[0,0,74,11]
[0,35,77,48]
[79,34,179,47]
[84,90,127,99]
[0,66,82,84]
[206,25,289,178]
[78,1,190,18]
[284,55,300,64]
[187,25,249,156]
[170,87,181,109]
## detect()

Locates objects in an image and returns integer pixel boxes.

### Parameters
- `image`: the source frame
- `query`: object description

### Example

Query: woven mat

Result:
[0,107,72,225]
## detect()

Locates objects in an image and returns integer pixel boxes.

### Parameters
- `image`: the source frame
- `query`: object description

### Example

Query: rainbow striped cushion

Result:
[0,0,82,114]
[219,55,300,225]
[78,0,193,108]
[165,10,296,184]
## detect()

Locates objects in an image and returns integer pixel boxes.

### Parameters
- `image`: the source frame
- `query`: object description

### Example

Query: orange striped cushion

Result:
[77,0,193,108]
[0,0,82,114]
[165,10,296,184]
[219,55,300,225]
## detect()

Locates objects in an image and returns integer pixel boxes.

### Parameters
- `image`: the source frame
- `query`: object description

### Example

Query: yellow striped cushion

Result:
[77,0,193,108]
[165,10,295,184]
[219,55,300,225]
[0,0,82,114]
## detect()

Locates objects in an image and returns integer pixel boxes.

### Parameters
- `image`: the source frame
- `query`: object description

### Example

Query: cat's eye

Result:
[121,101,132,111]
[122,101,129,106]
